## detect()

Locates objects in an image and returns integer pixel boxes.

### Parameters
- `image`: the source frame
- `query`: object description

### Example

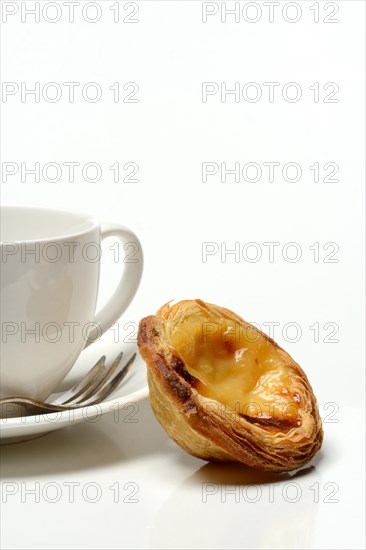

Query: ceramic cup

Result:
[0,205,143,400]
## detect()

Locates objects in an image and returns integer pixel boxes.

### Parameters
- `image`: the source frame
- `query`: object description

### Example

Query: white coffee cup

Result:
[0,205,143,400]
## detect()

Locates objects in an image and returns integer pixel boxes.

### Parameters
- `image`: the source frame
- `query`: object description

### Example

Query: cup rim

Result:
[0,204,100,244]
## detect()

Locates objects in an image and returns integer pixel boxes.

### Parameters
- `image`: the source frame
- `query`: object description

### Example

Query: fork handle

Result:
[85,224,143,347]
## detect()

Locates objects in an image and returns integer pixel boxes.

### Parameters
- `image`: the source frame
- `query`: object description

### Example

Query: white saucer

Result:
[0,340,148,444]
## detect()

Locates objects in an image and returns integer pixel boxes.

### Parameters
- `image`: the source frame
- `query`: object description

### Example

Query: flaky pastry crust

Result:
[138,299,323,472]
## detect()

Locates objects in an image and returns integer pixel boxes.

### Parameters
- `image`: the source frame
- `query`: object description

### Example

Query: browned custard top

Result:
[165,300,301,427]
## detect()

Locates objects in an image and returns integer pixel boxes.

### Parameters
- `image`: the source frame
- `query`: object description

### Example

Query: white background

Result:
[0,1,365,549]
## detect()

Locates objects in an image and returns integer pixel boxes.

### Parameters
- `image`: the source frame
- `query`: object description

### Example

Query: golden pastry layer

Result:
[138,299,323,472]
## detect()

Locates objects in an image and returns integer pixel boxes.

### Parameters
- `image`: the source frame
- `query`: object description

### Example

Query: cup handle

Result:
[85,223,143,347]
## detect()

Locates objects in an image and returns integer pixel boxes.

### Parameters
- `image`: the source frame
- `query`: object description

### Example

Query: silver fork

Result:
[0,352,136,418]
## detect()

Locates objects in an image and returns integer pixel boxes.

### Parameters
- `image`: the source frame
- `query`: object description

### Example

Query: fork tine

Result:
[71,351,124,405]
[57,355,107,405]
[82,353,136,407]
[0,351,136,418]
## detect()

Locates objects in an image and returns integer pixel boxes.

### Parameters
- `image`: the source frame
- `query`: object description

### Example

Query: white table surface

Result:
[1,1,365,548]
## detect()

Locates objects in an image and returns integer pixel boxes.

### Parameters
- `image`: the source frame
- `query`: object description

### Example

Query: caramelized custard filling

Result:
[168,306,301,426]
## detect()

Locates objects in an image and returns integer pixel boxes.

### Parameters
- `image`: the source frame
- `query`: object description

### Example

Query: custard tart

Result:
[138,299,323,472]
